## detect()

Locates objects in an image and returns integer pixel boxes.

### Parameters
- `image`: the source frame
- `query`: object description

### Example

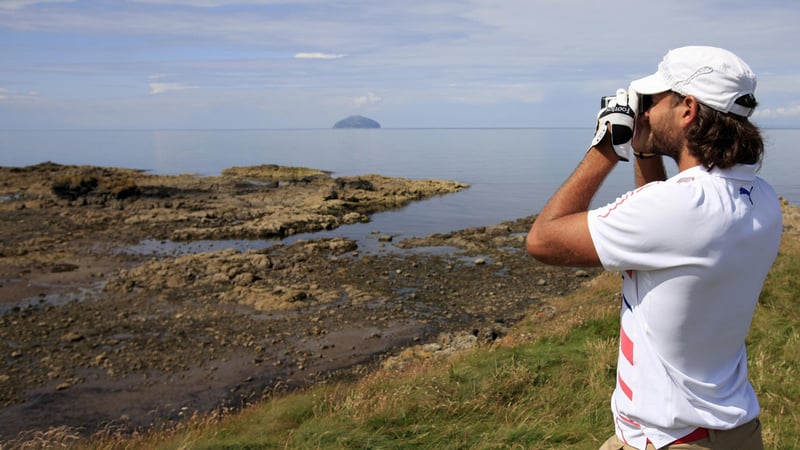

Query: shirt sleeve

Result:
[587,181,703,271]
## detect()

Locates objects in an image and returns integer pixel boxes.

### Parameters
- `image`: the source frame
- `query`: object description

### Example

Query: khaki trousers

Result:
[599,418,763,450]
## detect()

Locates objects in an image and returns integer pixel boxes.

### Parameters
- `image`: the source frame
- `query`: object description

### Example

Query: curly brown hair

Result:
[679,93,764,170]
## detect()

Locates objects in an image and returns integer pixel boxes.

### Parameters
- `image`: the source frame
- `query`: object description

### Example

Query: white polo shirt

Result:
[587,164,782,450]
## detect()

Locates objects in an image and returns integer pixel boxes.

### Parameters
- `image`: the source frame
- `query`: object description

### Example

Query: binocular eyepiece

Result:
[601,89,652,115]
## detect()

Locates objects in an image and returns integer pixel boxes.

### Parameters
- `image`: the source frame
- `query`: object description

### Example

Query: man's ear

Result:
[680,95,699,127]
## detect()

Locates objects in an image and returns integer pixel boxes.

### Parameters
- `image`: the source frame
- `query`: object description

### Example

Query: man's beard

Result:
[634,120,682,161]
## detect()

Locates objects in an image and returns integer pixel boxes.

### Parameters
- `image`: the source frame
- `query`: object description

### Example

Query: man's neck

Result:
[676,146,701,172]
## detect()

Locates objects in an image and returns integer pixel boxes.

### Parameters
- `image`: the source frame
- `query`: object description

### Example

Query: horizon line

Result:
[2,126,799,132]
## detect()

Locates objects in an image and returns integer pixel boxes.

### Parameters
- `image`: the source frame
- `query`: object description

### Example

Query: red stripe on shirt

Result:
[620,326,634,365]
[618,374,633,400]
[598,191,635,219]
[598,183,657,219]
[625,269,634,279]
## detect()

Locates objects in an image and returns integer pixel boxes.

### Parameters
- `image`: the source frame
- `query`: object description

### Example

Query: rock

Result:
[451,333,478,350]
[342,212,367,224]
[333,115,380,129]
[233,272,255,286]
[422,343,442,352]
[278,288,307,303]
[221,165,328,182]
[60,331,84,343]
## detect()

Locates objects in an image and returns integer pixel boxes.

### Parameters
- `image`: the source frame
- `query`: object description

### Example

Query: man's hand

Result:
[591,88,635,161]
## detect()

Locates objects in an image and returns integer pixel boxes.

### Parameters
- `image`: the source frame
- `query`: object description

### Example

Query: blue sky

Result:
[1,0,799,129]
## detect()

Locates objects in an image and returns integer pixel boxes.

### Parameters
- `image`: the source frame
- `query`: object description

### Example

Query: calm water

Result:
[2,128,798,245]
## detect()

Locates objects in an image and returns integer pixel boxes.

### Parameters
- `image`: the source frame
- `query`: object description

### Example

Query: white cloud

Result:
[149,82,198,95]
[353,92,382,107]
[753,103,800,119]
[294,53,346,60]
[128,0,323,6]
[0,87,41,102]
[0,0,74,10]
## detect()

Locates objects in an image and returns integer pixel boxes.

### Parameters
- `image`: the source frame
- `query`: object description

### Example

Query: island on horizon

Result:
[333,115,381,129]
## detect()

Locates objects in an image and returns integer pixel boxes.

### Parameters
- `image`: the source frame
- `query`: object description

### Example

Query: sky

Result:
[1,0,800,130]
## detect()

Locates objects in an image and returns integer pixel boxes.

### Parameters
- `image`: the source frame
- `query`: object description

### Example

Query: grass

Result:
[19,207,800,450]
[747,219,800,449]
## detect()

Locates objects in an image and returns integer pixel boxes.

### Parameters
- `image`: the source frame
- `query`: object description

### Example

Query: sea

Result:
[2,128,798,251]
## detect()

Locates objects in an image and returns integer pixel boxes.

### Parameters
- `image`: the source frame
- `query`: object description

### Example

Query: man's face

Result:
[632,92,682,159]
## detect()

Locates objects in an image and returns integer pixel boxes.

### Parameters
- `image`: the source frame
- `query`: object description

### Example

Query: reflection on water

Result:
[0,283,105,314]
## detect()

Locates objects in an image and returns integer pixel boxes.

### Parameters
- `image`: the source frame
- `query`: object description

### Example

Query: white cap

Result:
[630,46,757,117]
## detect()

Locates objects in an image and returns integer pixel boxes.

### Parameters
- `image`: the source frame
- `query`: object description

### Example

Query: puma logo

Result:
[740,186,754,205]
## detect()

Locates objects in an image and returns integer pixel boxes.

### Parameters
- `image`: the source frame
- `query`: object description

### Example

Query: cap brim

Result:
[629,72,670,95]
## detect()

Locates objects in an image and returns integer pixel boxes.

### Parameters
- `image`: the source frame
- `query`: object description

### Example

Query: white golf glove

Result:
[590,88,635,161]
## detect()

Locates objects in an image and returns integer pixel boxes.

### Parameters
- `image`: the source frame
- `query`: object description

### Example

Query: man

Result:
[526,46,782,450]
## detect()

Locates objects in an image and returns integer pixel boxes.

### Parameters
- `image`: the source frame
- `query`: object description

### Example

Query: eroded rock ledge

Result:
[0,162,468,245]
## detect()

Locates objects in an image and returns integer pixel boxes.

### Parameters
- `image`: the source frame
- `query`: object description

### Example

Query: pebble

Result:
[61,331,84,342]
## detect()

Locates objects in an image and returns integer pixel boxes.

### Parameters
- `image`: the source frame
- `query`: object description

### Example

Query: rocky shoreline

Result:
[0,163,598,441]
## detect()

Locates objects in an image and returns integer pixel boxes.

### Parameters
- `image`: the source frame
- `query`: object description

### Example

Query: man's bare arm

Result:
[525,141,619,267]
